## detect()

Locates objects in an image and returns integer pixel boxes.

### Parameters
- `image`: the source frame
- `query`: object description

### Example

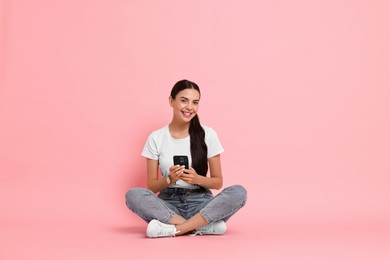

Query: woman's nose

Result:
[185,103,192,110]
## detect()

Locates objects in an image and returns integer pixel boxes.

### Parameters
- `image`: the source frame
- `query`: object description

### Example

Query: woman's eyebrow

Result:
[180,96,199,102]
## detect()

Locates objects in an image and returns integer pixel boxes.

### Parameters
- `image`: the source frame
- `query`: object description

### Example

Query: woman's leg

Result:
[169,214,187,225]
[199,184,247,223]
[174,185,247,235]
[125,187,186,224]
[175,213,208,235]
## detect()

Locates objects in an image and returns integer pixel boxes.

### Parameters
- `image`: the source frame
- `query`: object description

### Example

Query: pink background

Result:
[1,0,389,259]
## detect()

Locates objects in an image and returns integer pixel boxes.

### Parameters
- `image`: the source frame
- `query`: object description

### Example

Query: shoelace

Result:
[157,225,179,237]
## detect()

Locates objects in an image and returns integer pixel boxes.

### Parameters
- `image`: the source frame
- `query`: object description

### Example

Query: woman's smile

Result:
[182,111,193,118]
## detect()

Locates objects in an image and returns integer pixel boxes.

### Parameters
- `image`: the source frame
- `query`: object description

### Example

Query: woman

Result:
[125,79,247,238]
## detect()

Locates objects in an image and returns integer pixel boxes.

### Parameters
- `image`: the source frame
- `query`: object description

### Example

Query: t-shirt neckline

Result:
[166,125,190,140]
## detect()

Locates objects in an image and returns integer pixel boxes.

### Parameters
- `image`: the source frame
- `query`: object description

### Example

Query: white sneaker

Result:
[193,220,227,235]
[146,219,178,238]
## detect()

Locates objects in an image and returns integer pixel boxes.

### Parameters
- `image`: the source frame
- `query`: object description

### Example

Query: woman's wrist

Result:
[165,175,171,185]
[196,175,205,186]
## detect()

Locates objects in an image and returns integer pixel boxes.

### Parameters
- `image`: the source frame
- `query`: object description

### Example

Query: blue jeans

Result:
[125,185,247,224]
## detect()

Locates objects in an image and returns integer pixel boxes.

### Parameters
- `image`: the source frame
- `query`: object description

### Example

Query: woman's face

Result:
[169,89,200,123]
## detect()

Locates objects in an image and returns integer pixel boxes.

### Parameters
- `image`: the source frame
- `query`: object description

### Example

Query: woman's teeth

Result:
[183,112,192,117]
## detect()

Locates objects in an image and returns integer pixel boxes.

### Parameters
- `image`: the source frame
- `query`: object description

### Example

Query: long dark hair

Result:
[170,79,208,176]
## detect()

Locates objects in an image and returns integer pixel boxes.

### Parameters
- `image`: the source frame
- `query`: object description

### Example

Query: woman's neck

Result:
[169,121,190,139]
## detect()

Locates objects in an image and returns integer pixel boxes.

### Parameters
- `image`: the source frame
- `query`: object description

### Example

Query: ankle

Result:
[174,225,184,236]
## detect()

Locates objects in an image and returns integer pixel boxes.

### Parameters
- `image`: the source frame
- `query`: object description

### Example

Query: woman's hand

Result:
[180,167,201,185]
[168,165,185,184]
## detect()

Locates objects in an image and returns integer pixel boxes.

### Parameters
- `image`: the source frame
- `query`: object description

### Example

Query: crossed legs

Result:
[125,185,247,236]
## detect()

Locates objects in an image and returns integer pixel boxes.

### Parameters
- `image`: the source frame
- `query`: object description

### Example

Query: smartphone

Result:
[173,155,189,172]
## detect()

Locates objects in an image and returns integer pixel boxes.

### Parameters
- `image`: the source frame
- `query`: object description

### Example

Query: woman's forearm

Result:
[147,177,170,193]
[197,176,223,190]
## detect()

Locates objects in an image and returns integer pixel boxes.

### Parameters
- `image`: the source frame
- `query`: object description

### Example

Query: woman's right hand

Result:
[168,165,185,183]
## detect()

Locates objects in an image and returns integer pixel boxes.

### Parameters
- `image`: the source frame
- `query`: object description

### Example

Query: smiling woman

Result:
[125,79,247,238]
[170,91,199,122]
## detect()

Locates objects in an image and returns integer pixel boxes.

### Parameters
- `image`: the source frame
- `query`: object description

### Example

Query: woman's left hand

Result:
[180,167,201,185]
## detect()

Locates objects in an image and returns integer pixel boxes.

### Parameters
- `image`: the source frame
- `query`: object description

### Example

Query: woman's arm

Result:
[181,154,223,190]
[146,158,170,193]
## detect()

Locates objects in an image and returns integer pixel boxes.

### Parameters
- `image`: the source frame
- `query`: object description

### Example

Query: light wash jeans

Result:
[125,185,247,224]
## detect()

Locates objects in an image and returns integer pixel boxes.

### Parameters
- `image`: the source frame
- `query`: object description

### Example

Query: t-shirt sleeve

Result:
[141,132,159,160]
[205,127,224,158]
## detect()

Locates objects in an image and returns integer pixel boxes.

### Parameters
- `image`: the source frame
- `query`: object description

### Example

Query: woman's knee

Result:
[228,184,247,203]
[125,187,151,207]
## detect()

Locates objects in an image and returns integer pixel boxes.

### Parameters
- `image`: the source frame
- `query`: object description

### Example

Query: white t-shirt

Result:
[141,125,224,189]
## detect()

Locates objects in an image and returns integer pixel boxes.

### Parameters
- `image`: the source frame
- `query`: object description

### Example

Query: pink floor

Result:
[2,180,389,260]
[2,218,390,259]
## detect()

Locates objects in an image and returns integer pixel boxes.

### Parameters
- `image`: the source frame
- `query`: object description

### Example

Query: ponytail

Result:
[189,115,208,176]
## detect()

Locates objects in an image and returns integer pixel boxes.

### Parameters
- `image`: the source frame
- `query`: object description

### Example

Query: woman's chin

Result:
[181,117,192,123]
